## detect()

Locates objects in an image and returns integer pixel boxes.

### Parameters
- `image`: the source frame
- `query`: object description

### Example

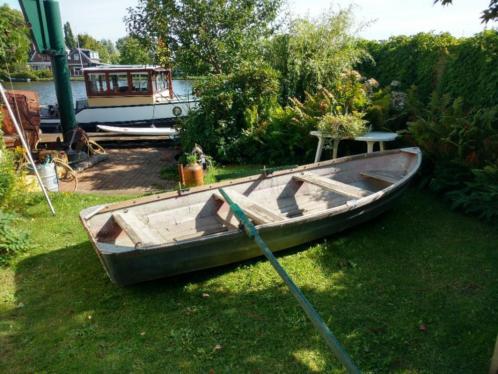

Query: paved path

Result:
[61,146,179,194]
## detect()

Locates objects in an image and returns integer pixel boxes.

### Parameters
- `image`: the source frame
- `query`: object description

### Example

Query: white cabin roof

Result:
[83,65,168,73]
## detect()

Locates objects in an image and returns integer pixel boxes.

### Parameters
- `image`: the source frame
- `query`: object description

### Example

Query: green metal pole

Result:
[43,0,76,142]
[218,188,361,374]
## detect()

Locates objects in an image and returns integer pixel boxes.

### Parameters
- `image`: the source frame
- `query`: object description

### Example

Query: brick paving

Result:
[61,145,179,194]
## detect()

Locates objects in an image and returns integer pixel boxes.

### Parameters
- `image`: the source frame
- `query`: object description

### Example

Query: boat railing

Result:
[172,91,199,107]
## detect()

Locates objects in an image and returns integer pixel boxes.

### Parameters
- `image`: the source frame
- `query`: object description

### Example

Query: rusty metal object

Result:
[1,90,41,150]
[183,163,204,187]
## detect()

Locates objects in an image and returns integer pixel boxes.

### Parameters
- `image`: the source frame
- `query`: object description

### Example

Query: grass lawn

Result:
[1,189,497,372]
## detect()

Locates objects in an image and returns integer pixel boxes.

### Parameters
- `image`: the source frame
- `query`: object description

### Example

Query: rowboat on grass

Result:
[80,148,422,286]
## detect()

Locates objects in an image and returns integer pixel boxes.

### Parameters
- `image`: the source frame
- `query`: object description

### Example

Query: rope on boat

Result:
[218,188,361,374]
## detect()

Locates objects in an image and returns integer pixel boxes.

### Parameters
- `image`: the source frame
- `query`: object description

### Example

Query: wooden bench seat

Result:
[113,211,162,247]
[214,189,285,225]
[360,170,399,185]
[293,172,369,199]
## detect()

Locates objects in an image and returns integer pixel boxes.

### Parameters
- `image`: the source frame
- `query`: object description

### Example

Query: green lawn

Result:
[1,189,497,373]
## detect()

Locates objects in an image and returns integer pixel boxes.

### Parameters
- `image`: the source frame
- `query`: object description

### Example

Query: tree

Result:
[116,36,152,65]
[63,22,76,49]
[77,34,100,50]
[77,34,115,63]
[100,39,120,64]
[434,0,498,23]
[0,5,30,74]
[125,0,283,75]
[265,9,370,101]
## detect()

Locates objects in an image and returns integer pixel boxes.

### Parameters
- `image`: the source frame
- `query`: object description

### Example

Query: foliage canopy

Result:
[266,9,370,101]
[126,0,283,74]
[63,22,77,50]
[0,5,30,74]
[116,36,152,65]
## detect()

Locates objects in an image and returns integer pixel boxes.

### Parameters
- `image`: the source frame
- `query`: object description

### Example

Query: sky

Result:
[4,0,496,42]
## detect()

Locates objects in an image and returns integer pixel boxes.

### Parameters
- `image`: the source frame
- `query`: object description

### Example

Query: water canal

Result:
[7,79,194,105]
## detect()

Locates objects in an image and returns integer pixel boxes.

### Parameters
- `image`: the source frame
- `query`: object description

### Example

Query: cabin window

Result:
[131,73,149,93]
[109,73,129,93]
[88,73,108,94]
[155,72,168,92]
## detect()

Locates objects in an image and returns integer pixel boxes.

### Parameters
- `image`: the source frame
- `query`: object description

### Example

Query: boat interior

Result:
[85,149,419,249]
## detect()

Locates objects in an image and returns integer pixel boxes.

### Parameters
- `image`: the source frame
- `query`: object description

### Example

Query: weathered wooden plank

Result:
[213,190,285,224]
[113,211,162,247]
[360,171,398,185]
[294,172,369,199]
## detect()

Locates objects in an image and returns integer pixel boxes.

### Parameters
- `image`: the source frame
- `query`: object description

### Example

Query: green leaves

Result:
[0,5,30,73]
[180,63,280,161]
[0,209,29,266]
[126,0,283,74]
[116,36,152,65]
[266,9,370,101]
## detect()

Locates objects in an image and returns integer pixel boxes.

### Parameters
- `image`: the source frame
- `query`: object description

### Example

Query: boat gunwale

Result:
[93,148,420,214]
[80,148,421,253]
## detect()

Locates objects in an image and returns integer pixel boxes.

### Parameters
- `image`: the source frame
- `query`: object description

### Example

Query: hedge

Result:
[358,30,498,109]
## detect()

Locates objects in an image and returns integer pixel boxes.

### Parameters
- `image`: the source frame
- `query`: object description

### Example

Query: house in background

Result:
[28,47,103,76]
[28,50,52,72]
[67,48,102,76]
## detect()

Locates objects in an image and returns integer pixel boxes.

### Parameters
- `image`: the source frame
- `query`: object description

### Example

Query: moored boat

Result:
[41,65,198,132]
[80,148,421,286]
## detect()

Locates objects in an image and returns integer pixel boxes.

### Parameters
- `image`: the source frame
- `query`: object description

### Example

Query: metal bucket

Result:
[36,162,59,192]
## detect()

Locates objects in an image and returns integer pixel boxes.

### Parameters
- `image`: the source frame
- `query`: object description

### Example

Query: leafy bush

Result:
[445,166,498,221]
[409,95,498,168]
[440,30,498,108]
[0,135,16,206]
[182,64,377,165]
[358,31,497,109]
[0,209,29,266]
[0,120,31,264]
[0,69,38,81]
[408,94,498,221]
[33,69,53,79]
[180,63,280,162]
[223,77,373,165]
[265,8,370,102]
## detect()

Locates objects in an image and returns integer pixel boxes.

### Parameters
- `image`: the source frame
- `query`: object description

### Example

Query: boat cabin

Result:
[83,65,174,107]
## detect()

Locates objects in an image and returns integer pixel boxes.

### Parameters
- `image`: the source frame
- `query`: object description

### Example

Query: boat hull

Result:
[81,179,408,286]
[41,99,198,133]
[76,100,197,129]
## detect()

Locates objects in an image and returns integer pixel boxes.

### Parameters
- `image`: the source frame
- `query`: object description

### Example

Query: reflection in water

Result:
[8,79,193,106]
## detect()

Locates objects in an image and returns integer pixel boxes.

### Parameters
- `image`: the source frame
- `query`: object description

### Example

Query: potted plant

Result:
[317,112,368,139]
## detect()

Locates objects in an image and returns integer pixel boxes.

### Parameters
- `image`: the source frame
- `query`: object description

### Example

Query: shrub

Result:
[232,79,373,165]
[180,63,280,162]
[265,8,370,102]
[0,209,29,266]
[33,69,53,79]
[358,31,497,109]
[440,30,498,108]
[0,135,16,206]
[0,118,31,264]
[408,94,498,221]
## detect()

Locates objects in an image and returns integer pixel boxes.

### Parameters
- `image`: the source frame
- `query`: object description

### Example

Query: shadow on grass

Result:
[3,190,498,372]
